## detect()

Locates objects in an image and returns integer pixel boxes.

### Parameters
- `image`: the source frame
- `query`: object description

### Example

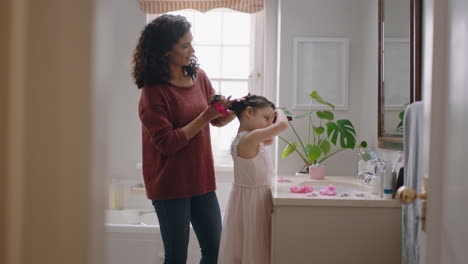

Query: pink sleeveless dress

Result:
[218,131,274,264]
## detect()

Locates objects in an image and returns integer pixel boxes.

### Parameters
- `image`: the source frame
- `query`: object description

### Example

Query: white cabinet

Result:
[271,176,402,264]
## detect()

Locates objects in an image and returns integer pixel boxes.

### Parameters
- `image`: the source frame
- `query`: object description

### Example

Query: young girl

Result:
[217,95,289,264]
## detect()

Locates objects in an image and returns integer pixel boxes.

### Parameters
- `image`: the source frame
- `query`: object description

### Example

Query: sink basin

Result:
[277,179,370,194]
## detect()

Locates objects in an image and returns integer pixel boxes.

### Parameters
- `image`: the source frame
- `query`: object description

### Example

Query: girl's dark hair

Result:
[228,95,276,118]
[132,14,198,88]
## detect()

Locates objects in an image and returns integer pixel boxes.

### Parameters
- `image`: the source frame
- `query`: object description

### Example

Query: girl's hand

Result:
[274,109,288,124]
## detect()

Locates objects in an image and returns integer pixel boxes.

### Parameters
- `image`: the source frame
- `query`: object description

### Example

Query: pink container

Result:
[309,165,326,180]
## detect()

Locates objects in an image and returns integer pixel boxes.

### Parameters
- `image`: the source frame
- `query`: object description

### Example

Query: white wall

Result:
[98,0,399,183]
[94,1,238,211]
[277,0,380,176]
[95,0,146,181]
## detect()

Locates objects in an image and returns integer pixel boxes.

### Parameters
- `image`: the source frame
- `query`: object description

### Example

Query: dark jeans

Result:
[152,191,222,264]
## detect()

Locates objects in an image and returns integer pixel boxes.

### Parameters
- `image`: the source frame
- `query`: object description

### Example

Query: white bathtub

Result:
[105,209,206,264]
[106,205,231,264]
[105,177,233,264]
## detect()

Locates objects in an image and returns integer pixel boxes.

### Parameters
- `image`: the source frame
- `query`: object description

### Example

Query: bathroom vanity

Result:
[271,176,401,264]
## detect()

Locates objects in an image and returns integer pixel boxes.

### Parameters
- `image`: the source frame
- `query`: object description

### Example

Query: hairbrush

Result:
[210,94,224,105]
[210,94,229,116]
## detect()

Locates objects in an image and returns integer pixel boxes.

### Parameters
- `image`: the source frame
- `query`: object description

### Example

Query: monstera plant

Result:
[280,91,367,173]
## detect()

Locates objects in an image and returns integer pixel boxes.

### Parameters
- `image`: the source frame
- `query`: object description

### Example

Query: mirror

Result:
[378,0,422,150]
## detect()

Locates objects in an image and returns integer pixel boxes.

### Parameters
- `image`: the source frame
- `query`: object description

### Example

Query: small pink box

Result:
[309,165,325,180]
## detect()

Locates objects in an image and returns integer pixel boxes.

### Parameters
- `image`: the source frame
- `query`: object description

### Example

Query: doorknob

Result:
[396,177,428,232]
[396,186,426,203]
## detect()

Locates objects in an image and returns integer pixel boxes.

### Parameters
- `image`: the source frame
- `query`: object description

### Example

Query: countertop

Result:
[272,175,402,208]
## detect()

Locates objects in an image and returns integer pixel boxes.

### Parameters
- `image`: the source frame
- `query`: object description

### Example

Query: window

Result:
[148,9,257,168]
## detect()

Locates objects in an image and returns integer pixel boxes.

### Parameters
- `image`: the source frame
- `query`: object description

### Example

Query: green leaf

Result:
[278,107,292,116]
[397,121,404,129]
[304,144,322,162]
[318,139,331,154]
[281,142,297,159]
[399,110,405,120]
[295,111,312,119]
[313,126,325,135]
[316,110,334,121]
[326,119,357,149]
[309,91,335,109]
[360,141,368,148]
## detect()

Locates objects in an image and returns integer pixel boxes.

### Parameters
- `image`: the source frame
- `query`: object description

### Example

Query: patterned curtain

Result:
[138,0,264,14]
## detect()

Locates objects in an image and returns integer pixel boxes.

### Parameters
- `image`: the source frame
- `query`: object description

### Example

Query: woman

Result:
[132,14,236,264]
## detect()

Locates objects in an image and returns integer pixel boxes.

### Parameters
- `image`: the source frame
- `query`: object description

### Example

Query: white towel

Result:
[402,101,424,264]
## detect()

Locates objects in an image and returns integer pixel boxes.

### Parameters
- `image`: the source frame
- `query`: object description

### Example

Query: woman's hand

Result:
[203,95,232,121]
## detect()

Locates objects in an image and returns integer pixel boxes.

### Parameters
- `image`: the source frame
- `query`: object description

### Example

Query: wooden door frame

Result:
[1,0,104,263]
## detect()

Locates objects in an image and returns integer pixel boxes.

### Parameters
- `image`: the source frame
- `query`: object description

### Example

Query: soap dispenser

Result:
[109,178,124,210]
[383,161,393,199]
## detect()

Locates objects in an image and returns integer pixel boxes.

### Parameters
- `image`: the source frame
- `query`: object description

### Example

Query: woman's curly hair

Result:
[132,14,198,88]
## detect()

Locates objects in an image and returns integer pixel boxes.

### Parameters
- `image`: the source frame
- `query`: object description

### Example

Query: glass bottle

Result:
[357,147,372,178]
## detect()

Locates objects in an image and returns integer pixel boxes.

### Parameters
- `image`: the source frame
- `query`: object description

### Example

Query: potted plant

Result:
[280,91,367,179]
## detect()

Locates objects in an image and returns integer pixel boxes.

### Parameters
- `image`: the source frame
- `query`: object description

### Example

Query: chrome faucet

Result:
[359,171,376,183]
[138,210,155,216]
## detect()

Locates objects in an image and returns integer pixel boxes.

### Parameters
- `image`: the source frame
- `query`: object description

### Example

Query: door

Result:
[419,0,468,263]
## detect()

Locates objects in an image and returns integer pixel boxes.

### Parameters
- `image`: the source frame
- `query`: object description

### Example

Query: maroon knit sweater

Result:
[139,70,216,200]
